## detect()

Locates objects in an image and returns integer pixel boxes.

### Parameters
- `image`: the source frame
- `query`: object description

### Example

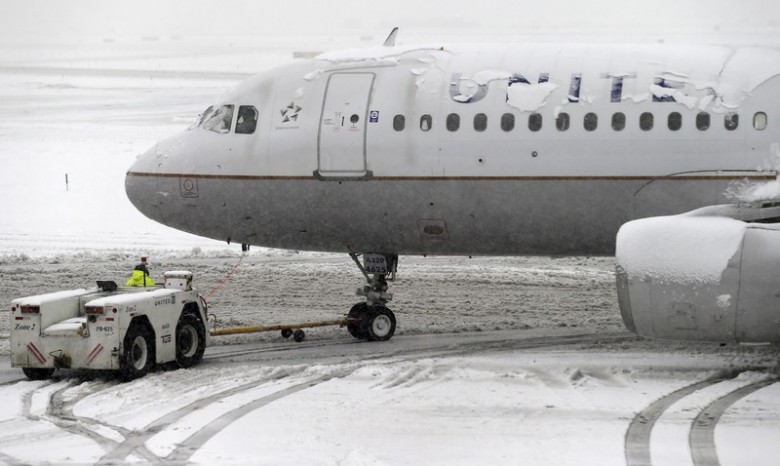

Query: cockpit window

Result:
[200,104,234,134]
[198,106,214,127]
[236,106,258,134]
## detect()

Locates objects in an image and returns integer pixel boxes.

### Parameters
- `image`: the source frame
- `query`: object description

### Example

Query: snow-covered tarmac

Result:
[1,255,778,465]
[0,36,779,465]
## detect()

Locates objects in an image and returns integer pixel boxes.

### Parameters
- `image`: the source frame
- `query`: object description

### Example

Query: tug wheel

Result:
[281,329,293,339]
[176,313,206,368]
[293,329,306,342]
[121,323,154,381]
[22,367,55,380]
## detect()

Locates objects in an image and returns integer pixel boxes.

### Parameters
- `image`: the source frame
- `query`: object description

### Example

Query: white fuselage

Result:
[126,43,780,255]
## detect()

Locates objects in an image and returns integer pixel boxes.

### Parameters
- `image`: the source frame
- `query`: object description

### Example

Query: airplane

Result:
[125,30,780,344]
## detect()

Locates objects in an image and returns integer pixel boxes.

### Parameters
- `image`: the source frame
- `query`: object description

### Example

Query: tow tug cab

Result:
[10,271,208,380]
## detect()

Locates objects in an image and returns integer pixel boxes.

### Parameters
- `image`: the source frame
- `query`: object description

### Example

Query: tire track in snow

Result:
[624,373,737,466]
[22,379,162,464]
[165,332,634,462]
[0,450,32,466]
[97,332,626,464]
[44,380,166,464]
[46,383,122,449]
[0,381,96,466]
[164,375,332,464]
[689,377,779,466]
[0,382,52,466]
[1,331,631,465]
[6,377,168,464]
[205,331,635,364]
[625,370,777,466]
[95,369,322,465]
[0,377,26,387]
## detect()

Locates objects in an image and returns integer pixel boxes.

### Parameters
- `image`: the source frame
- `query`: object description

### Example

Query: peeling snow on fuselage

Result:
[313,43,780,114]
[506,81,559,112]
[315,44,447,65]
[203,43,780,122]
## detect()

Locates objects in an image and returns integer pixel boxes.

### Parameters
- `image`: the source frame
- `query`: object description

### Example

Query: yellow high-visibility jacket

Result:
[126,270,156,287]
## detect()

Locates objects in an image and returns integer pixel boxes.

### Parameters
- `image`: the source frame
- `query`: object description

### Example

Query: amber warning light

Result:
[85,306,105,315]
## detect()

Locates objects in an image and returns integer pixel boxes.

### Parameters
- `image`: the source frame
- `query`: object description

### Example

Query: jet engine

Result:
[616,205,780,343]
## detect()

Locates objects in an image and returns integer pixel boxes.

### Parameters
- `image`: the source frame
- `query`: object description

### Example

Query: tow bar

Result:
[209,315,347,342]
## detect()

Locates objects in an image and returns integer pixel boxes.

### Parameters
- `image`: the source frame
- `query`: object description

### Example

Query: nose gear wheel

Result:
[345,252,399,342]
[347,302,396,341]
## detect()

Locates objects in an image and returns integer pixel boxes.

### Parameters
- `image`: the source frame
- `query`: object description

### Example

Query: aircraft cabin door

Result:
[316,72,375,179]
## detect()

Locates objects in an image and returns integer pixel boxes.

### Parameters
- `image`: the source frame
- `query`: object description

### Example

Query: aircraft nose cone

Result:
[125,144,164,224]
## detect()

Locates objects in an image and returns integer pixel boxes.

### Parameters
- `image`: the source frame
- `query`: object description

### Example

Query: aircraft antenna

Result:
[383,27,399,47]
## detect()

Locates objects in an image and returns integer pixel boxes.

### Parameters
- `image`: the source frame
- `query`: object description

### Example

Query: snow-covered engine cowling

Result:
[616,215,780,343]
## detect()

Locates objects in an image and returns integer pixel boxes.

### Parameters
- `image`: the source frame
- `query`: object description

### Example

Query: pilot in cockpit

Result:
[236,106,258,134]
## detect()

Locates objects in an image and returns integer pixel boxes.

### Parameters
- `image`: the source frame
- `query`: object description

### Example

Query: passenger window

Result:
[528,113,542,132]
[420,114,432,132]
[393,114,405,131]
[446,113,460,132]
[474,113,488,132]
[235,106,258,134]
[556,112,570,131]
[201,104,234,134]
[639,112,654,131]
[611,112,626,131]
[696,112,710,131]
[584,112,598,131]
[501,113,515,132]
[668,112,682,131]
[725,113,739,131]
[753,112,767,131]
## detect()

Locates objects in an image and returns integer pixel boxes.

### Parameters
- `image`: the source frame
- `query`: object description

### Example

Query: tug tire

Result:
[121,323,154,381]
[175,313,206,368]
[22,367,55,380]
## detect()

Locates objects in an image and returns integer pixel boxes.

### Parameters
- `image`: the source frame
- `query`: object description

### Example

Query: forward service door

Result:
[316,73,374,179]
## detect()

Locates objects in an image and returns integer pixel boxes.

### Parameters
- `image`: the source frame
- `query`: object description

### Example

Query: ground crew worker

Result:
[126,256,156,287]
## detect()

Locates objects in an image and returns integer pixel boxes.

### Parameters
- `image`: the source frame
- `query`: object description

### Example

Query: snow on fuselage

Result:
[125,43,780,255]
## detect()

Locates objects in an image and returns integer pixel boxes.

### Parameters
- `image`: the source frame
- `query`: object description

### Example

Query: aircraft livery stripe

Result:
[126,172,775,181]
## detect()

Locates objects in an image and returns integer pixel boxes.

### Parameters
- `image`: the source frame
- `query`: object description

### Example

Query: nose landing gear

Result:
[346,253,398,341]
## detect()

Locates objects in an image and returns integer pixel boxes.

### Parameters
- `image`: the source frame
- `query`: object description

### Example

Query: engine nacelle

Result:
[616,215,780,343]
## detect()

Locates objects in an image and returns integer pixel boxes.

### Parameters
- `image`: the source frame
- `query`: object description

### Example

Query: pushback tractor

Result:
[10,271,209,381]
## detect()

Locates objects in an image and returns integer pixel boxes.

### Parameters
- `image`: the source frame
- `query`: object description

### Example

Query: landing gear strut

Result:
[346,253,398,341]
